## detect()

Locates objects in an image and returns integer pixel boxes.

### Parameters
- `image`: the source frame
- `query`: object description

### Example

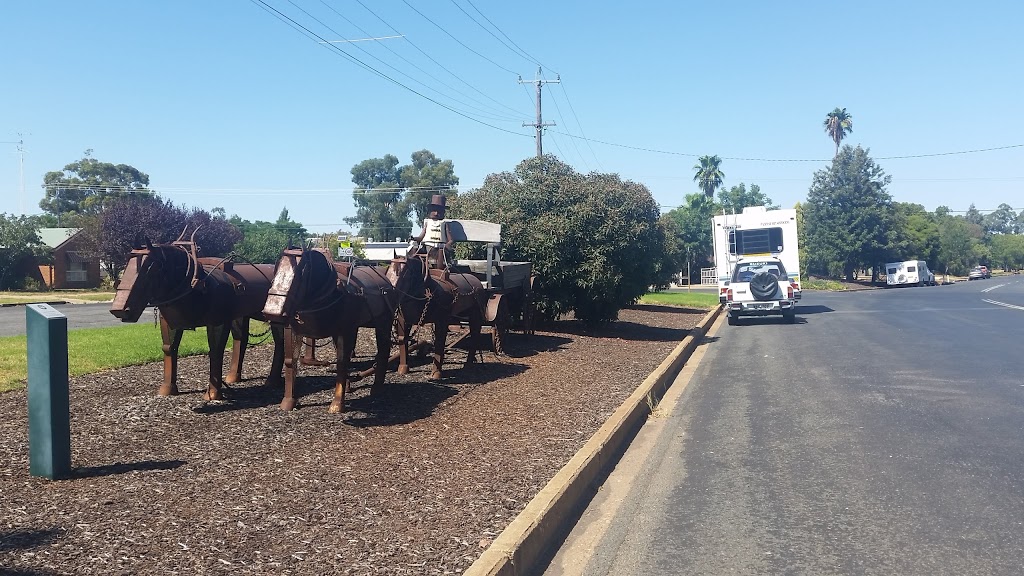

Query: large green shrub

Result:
[449,156,665,324]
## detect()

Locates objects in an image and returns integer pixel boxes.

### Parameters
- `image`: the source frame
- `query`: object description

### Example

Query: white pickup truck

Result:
[724,256,798,325]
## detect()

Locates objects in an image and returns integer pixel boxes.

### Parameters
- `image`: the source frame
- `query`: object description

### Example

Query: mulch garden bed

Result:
[1,304,707,575]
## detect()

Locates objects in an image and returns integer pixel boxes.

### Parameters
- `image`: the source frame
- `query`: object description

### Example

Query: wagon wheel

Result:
[492,296,510,356]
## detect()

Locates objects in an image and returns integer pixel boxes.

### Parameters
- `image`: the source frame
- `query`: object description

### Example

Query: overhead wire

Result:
[548,130,1024,162]
[439,1,599,170]
[250,0,532,138]
[461,0,551,72]
[447,0,542,70]
[541,71,589,171]
[398,0,520,76]
[350,0,528,120]
[556,81,602,169]
[283,0,519,123]
[37,183,476,195]
[317,0,528,123]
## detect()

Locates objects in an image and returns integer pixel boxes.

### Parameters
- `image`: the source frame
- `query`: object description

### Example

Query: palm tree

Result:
[823,107,853,157]
[693,155,725,199]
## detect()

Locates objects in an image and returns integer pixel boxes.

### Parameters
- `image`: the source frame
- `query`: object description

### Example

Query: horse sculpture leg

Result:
[280,326,302,411]
[465,309,483,366]
[396,312,411,375]
[266,323,285,387]
[204,322,232,402]
[430,320,448,381]
[372,323,391,392]
[329,325,359,414]
[224,317,250,384]
[158,316,184,396]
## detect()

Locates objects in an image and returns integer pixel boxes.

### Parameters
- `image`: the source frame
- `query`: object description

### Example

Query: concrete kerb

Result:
[464,304,724,576]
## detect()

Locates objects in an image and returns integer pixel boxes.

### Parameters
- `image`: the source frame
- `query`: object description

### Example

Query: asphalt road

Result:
[0,302,151,337]
[546,276,1024,576]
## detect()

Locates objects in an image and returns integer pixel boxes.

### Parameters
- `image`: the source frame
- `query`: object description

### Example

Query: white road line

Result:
[981,284,1006,293]
[982,298,1024,312]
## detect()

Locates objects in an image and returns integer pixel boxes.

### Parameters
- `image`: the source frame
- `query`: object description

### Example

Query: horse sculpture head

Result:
[386,255,427,301]
[263,246,338,324]
[110,241,197,322]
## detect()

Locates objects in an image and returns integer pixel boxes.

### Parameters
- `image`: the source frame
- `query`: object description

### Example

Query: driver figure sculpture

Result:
[409,194,455,270]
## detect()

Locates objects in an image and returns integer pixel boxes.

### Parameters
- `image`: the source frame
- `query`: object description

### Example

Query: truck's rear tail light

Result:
[787,285,794,299]
[726,288,733,302]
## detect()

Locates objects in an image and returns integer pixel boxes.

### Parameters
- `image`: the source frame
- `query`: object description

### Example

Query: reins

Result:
[148,246,200,307]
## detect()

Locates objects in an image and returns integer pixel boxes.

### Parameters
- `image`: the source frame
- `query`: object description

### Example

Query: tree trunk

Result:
[844,262,856,283]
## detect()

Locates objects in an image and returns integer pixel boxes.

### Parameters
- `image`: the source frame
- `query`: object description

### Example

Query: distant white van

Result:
[885,260,935,287]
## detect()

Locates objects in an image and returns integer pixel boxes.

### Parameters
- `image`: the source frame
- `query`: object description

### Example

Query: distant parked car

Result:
[968,266,990,280]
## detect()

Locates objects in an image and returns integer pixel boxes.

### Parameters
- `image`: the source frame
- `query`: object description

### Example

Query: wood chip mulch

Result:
[1,304,706,575]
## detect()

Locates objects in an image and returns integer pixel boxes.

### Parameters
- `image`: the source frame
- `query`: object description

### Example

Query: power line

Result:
[316,0,528,123]
[462,0,551,73]
[549,130,1024,162]
[350,0,527,120]
[540,71,588,171]
[250,0,532,138]
[556,81,601,170]
[398,0,519,75]
[34,183,476,195]
[447,0,544,71]
[284,0,520,124]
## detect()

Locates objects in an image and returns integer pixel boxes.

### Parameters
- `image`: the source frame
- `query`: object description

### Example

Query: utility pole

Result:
[2,134,25,214]
[17,134,25,215]
[518,67,560,157]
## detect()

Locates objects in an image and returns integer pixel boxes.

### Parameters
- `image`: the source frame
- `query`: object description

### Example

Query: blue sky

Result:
[2,1,1022,235]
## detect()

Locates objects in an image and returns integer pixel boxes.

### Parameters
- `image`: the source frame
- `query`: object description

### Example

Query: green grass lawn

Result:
[0,324,214,393]
[801,278,848,291]
[639,291,720,309]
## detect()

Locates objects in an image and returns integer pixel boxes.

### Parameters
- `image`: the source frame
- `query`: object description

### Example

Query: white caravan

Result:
[712,206,800,303]
[885,260,935,287]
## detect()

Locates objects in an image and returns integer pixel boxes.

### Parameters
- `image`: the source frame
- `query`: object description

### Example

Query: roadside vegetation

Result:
[801,279,847,291]
[0,324,217,393]
[640,291,719,309]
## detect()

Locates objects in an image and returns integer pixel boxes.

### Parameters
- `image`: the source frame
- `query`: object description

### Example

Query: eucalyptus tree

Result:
[399,150,459,222]
[982,203,1017,235]
[823,107,853,157]
[692,155,725,199]
[345,154,411,242]
[717,183,778,213]
[346,150,460,241]
[40,151,153,227]
[0,213,45,289]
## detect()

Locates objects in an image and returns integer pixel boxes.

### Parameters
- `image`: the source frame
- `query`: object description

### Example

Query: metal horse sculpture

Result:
[262,246,395,413]
[386,255,488,381]
[110,231,284,400]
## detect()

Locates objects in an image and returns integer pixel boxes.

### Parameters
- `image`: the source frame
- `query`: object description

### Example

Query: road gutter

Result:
[465,305,724,576]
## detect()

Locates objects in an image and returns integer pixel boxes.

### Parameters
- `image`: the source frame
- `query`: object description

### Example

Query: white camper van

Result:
[712,206,800,303]
[885,260,935,287]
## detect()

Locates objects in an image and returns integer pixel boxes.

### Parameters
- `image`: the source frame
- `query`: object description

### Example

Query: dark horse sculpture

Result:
[110,233,284,400]
[262,246,395,413]
[386,255,488,381]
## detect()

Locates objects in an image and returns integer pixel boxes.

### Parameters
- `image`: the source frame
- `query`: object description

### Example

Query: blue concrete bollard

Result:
[26,303,72,480]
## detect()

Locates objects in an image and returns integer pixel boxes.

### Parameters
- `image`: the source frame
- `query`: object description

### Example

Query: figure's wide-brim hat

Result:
[428,194,447,209]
